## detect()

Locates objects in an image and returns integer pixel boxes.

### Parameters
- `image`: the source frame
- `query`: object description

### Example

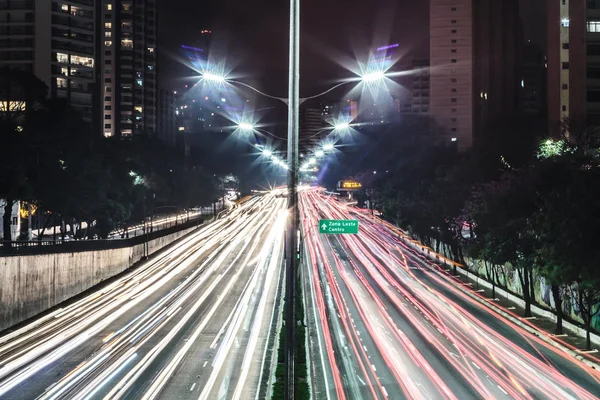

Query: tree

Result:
[0,70,48,243]
[463,169,539,317]
[532,162,600,344]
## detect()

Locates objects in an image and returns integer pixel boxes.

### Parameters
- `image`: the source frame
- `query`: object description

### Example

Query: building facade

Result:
[548,0,600,130]
[157,88,176,145]
[430,0,520,150]
[100,0,157,138]
[520,43,546,116]
[411,58,430,114]
[0,0,96,121]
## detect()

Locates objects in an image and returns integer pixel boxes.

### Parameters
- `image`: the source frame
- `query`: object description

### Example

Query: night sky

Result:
[159,0,429,95]
[160,0,544,96]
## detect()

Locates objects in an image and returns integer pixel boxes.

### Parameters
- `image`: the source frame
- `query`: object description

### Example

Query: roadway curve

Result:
[0,193,286,400]
[301,187,600,400]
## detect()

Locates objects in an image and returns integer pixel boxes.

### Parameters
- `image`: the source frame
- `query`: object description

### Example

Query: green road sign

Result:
[319,219,359,234]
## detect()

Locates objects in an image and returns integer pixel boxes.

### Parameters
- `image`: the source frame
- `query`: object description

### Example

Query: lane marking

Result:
[190,382,197,391]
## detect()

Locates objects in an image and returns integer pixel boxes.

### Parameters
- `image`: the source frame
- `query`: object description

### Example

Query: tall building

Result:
[548,0,600,130]
[100,0,157,138]
[0,0,97,121]
[411,58,430,114]
[430,0,521,150]
[157,88,176,145]
[519,43,545,116]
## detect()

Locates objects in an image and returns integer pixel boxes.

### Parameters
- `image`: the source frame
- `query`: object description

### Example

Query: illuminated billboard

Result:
[337,180,362,191]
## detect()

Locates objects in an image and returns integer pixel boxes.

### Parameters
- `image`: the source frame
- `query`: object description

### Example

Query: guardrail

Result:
[0,217,204,256]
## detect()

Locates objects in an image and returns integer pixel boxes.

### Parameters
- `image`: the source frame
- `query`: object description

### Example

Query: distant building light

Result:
[521,80,525,88]
[221,98,226,102]
[178,126,185,131]
[561,18,569,28]
[205,96,209,100]
[451,137,457,142]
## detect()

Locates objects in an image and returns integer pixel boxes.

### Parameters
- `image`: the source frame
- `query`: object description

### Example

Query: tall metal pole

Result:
[285,0,300,398]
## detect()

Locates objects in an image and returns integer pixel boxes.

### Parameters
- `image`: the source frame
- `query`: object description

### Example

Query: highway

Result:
[0,192,286,400]
[300,188,600,400]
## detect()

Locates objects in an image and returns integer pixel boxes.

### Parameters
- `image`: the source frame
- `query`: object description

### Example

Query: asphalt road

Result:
[0,192,286,400]
[301,188,600,400]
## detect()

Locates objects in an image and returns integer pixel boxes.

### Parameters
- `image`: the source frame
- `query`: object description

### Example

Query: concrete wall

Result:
[0,225,200,331]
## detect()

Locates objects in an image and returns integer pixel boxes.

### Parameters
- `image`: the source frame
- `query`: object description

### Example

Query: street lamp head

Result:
[323,143,334,151]
[361,71,386,83]
[334,122,350,130]
[202,72,226,83]
[238,122,254,131]
[263,149,272,157]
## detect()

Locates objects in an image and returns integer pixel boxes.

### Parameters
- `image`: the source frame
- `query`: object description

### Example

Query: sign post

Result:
[319,219,359,234]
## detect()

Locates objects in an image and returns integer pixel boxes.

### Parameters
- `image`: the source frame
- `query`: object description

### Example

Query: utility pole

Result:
[285,0,300,398]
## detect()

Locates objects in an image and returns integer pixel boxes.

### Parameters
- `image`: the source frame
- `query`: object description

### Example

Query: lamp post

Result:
[285,0,300,398]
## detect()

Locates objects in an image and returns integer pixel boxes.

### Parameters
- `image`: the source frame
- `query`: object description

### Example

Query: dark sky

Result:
[159,0,545,96]
[159,0,429,96]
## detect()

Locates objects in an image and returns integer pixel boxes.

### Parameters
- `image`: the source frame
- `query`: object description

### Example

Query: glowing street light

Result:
[238,122,254,131]
[202,72,226,83]
[361,70,386,83]
[315,150,324,157]
[323,143,334,151]
[308,157,316,165]
[334,122,350,130]
[263,149,273,157]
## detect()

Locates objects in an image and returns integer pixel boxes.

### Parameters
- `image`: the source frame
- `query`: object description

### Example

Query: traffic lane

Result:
[0,228,230,400]
[398,245,600,395]
[318,198,494,399]
[331,234,485,399]
[302,197,391,400]
[160,204,286,400]
[311,194,600,398]
[325,235,454,400]
[57,200,285,399]
[0,194,281,399]
[356,216,600,397]
[319,237,398,400]
[306,193,446,400]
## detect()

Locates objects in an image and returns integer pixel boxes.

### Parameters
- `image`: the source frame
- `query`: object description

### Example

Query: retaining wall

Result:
[0,225,201,331]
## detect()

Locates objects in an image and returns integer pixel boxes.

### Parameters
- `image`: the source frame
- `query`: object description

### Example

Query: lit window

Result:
[105,41,112,47]
[122,4,132,11]
[136,79,143,86]
[134,106,143,113]
[147,47,155,53]
[561,18,570,27]
[71,55,94,67]
[106,4,112,10]
[61,67,69,76]
[588,21,600,32]
[56,78,68,89]
[105,22,112,29]
[61,4,68,11]
[105,31,112,37]
[121,39,133,48]
[57,52,69,63]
